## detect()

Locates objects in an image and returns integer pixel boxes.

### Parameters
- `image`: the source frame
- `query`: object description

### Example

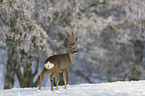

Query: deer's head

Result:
[66,32,78,54]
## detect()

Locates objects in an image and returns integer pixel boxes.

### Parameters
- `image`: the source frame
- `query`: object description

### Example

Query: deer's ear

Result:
[75,38,78,42]
[65,38,69,44]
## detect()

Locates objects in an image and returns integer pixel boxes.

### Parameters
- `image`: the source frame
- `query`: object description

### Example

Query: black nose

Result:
[73,47,77,53]
[73,50,77,53]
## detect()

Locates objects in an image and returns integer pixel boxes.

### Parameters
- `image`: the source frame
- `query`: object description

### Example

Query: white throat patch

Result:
[44,61,54,69]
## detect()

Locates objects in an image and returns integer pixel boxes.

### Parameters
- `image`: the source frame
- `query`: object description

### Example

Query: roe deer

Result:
[39,32,77,91]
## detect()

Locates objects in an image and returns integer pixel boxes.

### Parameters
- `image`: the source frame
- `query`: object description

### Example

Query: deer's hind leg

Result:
[49,72,57,91]
[39,69,50,90]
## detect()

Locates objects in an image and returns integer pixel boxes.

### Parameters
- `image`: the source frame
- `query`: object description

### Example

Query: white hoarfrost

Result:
[0,81,145,96]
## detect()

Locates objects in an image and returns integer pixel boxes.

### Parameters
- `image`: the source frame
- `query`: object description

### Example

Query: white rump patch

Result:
[44,62,54,69]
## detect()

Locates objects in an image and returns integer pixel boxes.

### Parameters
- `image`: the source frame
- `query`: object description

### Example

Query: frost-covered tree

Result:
[68,0,145,83]
[0,0,54,88]
[95,0,145,81]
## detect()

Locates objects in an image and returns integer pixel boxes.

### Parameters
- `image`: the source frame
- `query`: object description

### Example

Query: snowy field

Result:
[0,80,145,96]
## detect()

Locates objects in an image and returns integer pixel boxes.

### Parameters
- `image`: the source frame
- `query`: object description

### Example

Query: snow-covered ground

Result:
[0,80,145,96]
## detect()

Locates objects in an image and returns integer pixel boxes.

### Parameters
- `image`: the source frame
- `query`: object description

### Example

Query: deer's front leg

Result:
[55,74,60,90]
[63,71,67,89]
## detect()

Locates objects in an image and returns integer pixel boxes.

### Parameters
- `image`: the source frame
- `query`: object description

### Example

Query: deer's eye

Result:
[70,46,73,49]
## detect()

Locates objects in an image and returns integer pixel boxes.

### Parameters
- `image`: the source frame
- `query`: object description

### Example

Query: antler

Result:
[72,32,75,42]
[66,32,71,43]
[66,32,77,43]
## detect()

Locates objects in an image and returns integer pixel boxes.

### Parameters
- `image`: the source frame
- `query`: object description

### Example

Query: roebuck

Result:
[39,32,77,91]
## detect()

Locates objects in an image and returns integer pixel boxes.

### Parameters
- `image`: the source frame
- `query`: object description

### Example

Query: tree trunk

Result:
[129,40,144,80]
[4,39,40,88]
[4,39,18,89]
[15,49,39,88]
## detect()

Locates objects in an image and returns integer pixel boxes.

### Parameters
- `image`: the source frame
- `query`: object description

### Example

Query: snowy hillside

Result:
[0,80,145,96]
